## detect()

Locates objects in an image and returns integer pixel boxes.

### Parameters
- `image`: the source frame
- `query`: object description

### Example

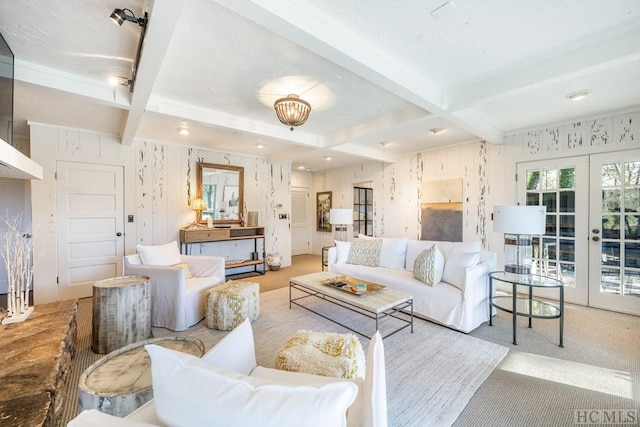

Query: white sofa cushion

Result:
[442,250,480,290]
[405,239,482,271]
[347,239,382,267]
[335,240,351,264]
[68,409,157,427]
[413,244,444,285]
[202,317,257,375]
[136,241,182,266]
[146,344,358,427]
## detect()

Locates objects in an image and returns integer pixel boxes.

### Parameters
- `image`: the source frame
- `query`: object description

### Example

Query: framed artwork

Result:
[420,178,463,242]
[316,191,332,232]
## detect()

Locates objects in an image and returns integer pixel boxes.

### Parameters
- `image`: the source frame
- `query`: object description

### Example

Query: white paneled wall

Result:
[29,123,290,304]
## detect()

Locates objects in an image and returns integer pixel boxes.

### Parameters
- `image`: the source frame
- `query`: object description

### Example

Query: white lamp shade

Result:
[192,197,207,211]
[493,205,546,235]
[329,208,353,225]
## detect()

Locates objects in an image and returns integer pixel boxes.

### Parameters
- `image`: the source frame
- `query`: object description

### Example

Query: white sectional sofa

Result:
[327,237,496,333]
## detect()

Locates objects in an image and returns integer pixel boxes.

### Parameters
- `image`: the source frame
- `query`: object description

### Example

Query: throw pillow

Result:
[146,345,358,427]
[170,262,193,279]
[442,250,480,290]
[359,235,408,269]
[202,318,257,375]
[347,239,382,267]
[412,244,444,285]
[335,240,351,264]
[136,241,181,266]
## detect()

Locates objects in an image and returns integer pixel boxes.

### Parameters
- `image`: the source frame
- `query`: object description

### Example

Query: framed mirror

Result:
[197,162,244,225]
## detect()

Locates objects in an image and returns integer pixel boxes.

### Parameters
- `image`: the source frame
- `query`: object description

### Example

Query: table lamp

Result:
[329,208,353,242]
[187,197,207,228]
[493,205,546,275]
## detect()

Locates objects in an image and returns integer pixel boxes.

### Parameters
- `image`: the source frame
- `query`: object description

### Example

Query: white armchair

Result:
[68,319,387,427]
[123,242,225,331]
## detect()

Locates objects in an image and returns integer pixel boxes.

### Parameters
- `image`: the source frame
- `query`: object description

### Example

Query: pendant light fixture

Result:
[273,94,311,131]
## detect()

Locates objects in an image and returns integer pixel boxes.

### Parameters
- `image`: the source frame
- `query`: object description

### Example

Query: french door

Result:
[518,149,640,316]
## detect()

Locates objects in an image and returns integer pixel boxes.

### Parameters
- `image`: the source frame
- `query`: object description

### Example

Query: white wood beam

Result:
[329,142,400,164]
[119,0,185,145]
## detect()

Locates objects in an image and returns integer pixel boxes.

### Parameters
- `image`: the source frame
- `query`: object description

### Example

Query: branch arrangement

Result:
[1,214,36,320]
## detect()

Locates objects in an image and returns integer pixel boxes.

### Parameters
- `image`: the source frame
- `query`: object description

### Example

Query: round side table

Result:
[78,336,205,416]
[92,275,151,354]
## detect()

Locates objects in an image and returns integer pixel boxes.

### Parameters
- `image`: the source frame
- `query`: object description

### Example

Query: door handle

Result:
[116,232,123,237]
[592,229,600,234]
[592,236,600,241]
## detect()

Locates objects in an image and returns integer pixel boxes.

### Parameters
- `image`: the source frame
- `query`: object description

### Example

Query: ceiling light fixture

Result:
[298,166,305,170]
[324,156,332,161]
[108,75,131,87]
[109,7,149,93]
[565,90,591,101]
[274,94,311,131]
[178,127,189,136]
[255,143,264,149]
[430,128,444,134]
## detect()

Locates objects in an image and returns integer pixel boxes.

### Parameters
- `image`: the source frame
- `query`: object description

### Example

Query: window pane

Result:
[625,243,640,268]
[560,263,576,287]
[602,215,620,239]
[602,163,622,187]
[625,161,640,185]
[543,192,557,213]
[559,215,575,237]
[625,215,640,240]
[526,192,539,206]
[602,241,620,266]
[625,187,640,212]
[543,169,558,190]
[603,189,621,213]
[559,168,575,189]
[623,270,640,297]
[601,268,621,294]
[559,240,575,262]
[526,170,540,190]
[545,215,556,236]
[559,191,575,212]
[353,189,359,204]
[542,238,557,260]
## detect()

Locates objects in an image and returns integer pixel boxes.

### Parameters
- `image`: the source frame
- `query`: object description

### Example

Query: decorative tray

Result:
[320,276,385,296]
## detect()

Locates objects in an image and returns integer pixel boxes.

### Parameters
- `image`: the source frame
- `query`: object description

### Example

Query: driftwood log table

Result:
[91,275,151,354]
[78,336,205,416]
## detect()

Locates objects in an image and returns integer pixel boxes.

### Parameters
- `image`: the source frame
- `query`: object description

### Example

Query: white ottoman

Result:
[206,280,260,330]
[275,330,365,379]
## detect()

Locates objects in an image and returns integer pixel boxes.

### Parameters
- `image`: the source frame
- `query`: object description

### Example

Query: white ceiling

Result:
[1,0,639,171]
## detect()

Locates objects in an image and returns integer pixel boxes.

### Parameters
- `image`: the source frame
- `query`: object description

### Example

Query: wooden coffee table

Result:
[289,272,413,339]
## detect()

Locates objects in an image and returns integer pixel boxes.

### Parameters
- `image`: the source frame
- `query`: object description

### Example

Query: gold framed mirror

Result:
[197,162,244,225]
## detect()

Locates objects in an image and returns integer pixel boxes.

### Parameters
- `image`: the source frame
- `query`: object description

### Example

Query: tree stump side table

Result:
[78,336,205,416]
[92,275,151,354]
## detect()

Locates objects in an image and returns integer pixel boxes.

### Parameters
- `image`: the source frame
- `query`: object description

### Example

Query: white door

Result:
[291,187,310,255]
[518,157,589,305]
[589,150,640,316]
[57,161,124,300]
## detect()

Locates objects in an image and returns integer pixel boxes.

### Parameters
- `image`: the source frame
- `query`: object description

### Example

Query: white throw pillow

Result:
[442,250,480,290]
[146,345,358,427]
[335,240,351,264]
[413,244,444,285]
[136,241,181,266]
[202,318,256,375]
[380,237,409,269]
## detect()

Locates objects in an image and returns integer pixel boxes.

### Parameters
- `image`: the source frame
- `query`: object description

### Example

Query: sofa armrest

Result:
[181,255,225,280]
[327,246,338,267]
[460,252,497,302]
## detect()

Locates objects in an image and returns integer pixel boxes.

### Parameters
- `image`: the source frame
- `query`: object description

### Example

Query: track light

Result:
[110,8,147,27]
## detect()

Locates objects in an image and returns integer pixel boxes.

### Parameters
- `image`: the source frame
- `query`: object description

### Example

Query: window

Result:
[353,186,373,237]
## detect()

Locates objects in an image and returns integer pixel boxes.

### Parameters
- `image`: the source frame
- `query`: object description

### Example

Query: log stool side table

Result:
[78,336,205,416]
[92,275,152,354]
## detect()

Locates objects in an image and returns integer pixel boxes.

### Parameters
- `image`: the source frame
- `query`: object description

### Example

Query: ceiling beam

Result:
[329,142,400,164]
[119,0,185,145]
[212,0,503,143]
[14,60,130,109]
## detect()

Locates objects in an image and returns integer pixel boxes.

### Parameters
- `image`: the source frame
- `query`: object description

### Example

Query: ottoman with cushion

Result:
[206,280,259,330]
[276,330,365,379]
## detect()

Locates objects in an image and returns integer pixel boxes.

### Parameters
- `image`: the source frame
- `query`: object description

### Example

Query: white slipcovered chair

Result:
[68,319,387,427]
[123,241,225,331]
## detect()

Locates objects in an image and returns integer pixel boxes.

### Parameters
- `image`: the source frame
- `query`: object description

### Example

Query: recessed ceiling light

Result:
[298,166,305,170]
[430,128,444,134]
[255,143,264,149]
[324,156,332,161]
[178,127,189,136]
[565,90,591,101]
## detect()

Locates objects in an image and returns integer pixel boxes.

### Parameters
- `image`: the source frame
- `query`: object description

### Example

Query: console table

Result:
[488,271,564,347]
[179,226,266,278]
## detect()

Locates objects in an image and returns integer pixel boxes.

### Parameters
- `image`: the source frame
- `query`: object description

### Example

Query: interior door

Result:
[57,161,124,300]
[589,150,640,316]
[517,157,589,305]
[291,187,310,255]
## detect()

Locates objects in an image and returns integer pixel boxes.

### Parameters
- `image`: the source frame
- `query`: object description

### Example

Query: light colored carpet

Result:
[59,285,508,427]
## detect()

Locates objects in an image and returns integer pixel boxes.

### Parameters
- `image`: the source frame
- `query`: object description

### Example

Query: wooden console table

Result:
[180,226,266,278]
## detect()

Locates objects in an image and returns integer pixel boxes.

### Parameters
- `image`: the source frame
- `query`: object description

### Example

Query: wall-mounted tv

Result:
[0,32,14,146]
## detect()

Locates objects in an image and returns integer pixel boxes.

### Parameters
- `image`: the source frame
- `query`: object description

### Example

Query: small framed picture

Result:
[316,191,332,232]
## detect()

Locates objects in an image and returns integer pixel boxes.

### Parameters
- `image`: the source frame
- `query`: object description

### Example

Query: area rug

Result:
[60,287,508,427]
